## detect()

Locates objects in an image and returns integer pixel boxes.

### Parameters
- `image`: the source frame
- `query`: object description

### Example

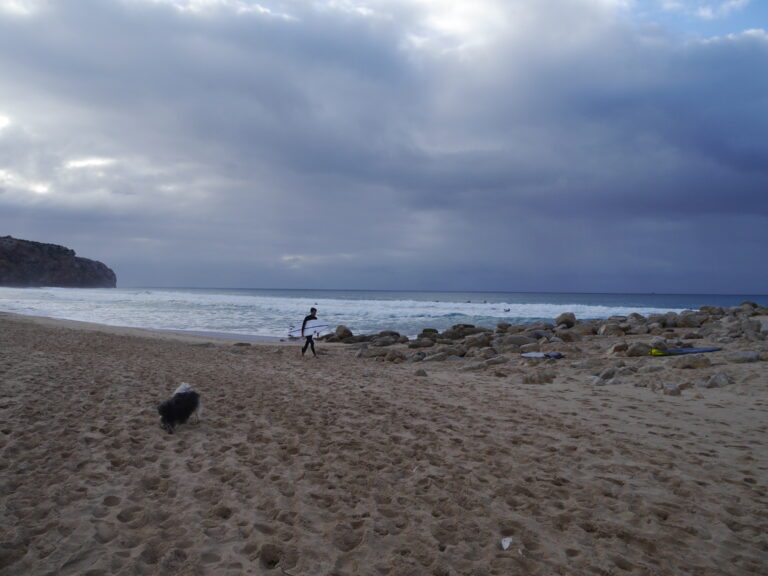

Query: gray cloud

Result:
[1,0,766,293]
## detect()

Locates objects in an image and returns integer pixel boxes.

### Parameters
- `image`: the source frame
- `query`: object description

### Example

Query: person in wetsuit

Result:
[301,307,318,357]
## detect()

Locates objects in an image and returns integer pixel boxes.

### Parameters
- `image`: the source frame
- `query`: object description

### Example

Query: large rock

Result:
[555,312,576,328]
[0,236,116,288]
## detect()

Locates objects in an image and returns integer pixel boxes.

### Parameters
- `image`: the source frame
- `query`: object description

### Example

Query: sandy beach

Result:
[1,311,766,575]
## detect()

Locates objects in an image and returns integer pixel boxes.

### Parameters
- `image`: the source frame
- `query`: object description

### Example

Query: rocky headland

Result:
[0,236,116,288]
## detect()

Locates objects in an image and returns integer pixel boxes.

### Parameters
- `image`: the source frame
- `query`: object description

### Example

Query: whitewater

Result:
[0,287,764,341]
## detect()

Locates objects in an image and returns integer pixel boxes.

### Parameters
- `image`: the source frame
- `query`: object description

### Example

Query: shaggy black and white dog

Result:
[158,382,201,434]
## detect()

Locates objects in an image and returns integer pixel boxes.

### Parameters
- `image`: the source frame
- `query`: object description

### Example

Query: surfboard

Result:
[288,319,330,338]
[650,347,722,356]
[521,352,565,359]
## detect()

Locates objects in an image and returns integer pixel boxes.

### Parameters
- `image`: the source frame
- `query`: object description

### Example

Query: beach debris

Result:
[501,537,514,550]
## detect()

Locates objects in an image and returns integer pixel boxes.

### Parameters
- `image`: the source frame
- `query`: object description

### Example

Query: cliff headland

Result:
[0,236,116,288]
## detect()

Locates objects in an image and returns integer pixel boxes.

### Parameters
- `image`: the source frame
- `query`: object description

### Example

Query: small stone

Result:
[415,368,428,377]
[725,351,760,364]
[671,354,711,369]
[707,372,733,388]
[663,383,681,396]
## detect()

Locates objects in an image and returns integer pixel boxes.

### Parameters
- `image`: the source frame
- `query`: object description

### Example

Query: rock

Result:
[424,352,450,362]
[358,347,388,359]
[671,354,711,369]
[0,235,116,287]
[663,383,681,396]
[459,362,487,372]
[627,342,652,357]
[441,324,489,340]
[706,372,733,388]
[638,364,665,374]
[335,325,354,339]
[438,344,467,357]
[650,337,668,351]
[385,350,407,363]
[571,322,598,336]
[484,355,510,366]
[677,312,706,328]
[610,341,629,355]
[522,370,555,385]
[553,329,582,342]
[725,351,760,364]
[665,312,679,328]
[464,332,493,349]
[415,368,428,377]
[519,343,540,353]
[598,323,625,337]
[371,335,399,347]
[597,366,617,381]
[497,334,537,348]
[408,338,435,349]
[555,312,576,328]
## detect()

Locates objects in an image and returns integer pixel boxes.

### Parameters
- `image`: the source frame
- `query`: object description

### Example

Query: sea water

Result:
[0,287,764,341]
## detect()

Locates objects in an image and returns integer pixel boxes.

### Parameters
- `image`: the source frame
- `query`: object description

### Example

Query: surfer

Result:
[301,307,318,358]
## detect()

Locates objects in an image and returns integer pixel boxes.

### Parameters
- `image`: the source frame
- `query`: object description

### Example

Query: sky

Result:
[1,0,767,293]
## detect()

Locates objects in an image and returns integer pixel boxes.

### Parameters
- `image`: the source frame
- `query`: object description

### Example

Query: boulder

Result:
[626,342,651,357]
[335,325,354,339]
[598,323,625,337]
[464,332,493,349]
[408,338,435,349]
[555,312,576,328]
[385,350,407,363]
[498,334,537,348]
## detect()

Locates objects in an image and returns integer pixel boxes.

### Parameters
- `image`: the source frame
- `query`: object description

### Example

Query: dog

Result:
[158,382,201,434]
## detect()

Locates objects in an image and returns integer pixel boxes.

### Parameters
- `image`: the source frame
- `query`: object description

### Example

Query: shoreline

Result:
[1,309,766,575]
[0,311,289,345]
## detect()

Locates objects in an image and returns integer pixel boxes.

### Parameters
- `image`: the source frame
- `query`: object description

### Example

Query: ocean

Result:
[0,287,765,341]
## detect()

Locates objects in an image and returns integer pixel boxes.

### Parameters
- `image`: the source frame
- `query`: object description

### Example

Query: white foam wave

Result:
[0,286,690,338]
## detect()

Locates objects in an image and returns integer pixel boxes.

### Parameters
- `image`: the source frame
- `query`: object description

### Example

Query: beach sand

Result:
[1,312,766,575]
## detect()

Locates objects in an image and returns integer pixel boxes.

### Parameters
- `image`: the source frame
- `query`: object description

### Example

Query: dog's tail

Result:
[174,382,193,395]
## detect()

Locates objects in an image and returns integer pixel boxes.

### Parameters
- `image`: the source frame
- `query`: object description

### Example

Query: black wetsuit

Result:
[301,313,317,357]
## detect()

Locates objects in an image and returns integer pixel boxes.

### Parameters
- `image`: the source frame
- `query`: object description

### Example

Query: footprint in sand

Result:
[332,522,364,552]
[102,495,121,507]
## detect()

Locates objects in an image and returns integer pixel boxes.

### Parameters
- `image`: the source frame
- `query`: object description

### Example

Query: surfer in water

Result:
[301,307,318,357]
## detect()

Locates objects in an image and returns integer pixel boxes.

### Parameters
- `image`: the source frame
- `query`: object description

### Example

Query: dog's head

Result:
[157,398,177,433]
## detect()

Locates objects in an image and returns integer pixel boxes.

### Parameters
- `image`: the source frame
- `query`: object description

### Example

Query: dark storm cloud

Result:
[0,0,766,292]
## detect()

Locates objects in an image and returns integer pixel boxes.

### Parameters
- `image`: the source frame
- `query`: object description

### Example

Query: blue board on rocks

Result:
[650,347,722,356]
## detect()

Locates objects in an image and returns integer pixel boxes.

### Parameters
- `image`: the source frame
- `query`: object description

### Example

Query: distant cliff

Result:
[0,236,117,288]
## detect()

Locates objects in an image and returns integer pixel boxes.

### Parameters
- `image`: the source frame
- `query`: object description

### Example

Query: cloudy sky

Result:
[1,0,766,293]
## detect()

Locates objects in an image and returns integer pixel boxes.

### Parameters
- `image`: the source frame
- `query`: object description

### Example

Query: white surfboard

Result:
[288,318,330,338]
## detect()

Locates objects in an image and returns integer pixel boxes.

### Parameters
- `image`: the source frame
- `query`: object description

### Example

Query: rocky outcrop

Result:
[0,236,117,288]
